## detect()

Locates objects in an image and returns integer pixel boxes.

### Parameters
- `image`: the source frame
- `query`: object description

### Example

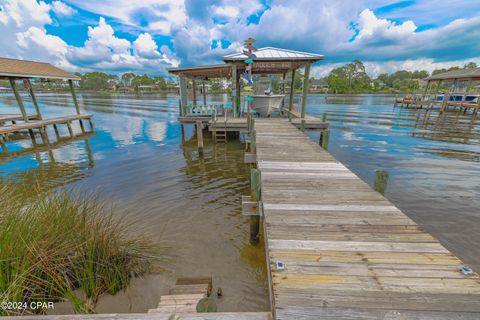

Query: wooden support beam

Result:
[68,79,80,115]
[9,78,29,122]
[25,79,42,120]
[179,75,188,116]
[300,63,311,131]
[192,79,197,107]
[53,124,60,139]
[288,69,296,120]
[88,118,94,132]
[202,80,207,108]
[66,122,74,138]
[281,73,286,110]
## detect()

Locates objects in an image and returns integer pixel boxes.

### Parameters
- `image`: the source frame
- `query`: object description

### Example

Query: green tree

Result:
[464,62,478,69]
[326,60,371,93]
[79,72,115,90]
[133,74,155,87]
[121,72,136,86]
[154,76,167,90]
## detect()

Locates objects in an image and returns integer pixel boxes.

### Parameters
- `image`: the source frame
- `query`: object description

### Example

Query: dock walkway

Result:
[254,118,480,319]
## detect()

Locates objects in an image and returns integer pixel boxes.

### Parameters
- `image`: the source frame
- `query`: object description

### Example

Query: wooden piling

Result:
[250,168,261,244]
[196,120,204,154]
[320,129,330,150]
[300,63,311,131]
[374,169,389,195]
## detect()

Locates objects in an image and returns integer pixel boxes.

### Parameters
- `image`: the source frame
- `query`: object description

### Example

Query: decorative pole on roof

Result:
[242,38,257,118]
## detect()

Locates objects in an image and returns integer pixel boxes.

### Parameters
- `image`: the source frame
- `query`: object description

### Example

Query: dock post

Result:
[281,73,286,111]
[25,79,42,120]
[288,69,296,121]
[250,130,256,154]
[250,168,261,245]
[320,130,330,150]
[196,120,204,155]
[374,170,389,195]
[300,63,311,131]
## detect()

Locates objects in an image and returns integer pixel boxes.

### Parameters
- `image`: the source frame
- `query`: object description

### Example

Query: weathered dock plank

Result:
[254,118,480,319]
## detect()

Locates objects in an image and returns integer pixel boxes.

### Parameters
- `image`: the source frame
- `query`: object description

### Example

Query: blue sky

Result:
[1,0,479,77]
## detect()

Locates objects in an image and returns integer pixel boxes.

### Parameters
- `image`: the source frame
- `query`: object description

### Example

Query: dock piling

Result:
[374,169,389,195]
[320,129,330,150]
[196,120,204,155]
[250,168,261,245]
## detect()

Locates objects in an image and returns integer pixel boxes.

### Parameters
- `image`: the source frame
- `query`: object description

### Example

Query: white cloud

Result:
[133,33,160,59]
[64,0,187,34]
[355,9,417,40]
[86,17,130,52]
[67,17,179,72]
[51,1,76,16]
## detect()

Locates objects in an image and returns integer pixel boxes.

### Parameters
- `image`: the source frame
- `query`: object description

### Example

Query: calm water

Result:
[1,92,480,313]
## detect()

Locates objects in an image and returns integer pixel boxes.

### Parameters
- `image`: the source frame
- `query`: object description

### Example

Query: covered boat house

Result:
[395,67,480,115]
[168,46,324,121]
[0,57,94,154]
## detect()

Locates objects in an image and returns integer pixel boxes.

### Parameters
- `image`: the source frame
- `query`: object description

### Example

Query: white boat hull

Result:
[250,95,285,117]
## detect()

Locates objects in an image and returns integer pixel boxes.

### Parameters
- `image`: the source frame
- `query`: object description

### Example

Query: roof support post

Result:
[300,63,311,131]
[288,69,296,120]
[179,75,188,116]
[232,65,242,117]
[202,80,207,108]
[25,79,42,120]
[192,79,197,107]
[9,78,29,122]
[281,73,286,110]
[68,79,80,115]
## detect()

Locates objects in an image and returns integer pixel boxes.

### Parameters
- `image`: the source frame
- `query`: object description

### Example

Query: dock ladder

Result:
[213,110,227,143]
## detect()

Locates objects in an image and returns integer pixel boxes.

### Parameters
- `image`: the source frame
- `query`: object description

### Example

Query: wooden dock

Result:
[253,118,480,319]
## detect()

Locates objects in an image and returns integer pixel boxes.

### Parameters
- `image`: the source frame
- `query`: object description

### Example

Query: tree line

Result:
[74,72,174,91]
[324,60,478,94]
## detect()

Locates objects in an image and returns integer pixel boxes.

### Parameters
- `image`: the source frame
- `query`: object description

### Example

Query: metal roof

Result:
[425,67,480,81]
[223,47,324,61]
[167,64,232,79]
[0,57,80,80]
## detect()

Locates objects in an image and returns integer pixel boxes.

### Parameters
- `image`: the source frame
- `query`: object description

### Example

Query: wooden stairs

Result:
[148,277,212,314]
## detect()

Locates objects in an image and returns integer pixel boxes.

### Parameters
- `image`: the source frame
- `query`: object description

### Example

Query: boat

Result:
[248,77,284,117]
[250,94,285,117]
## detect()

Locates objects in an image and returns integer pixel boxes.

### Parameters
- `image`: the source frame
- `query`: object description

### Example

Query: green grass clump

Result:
[0,186,157,315]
